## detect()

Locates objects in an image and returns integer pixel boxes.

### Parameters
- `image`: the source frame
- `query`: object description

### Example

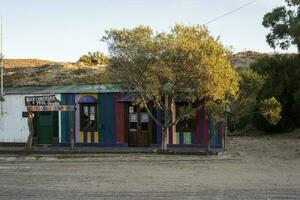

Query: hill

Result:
[2,51,266,86]
[4,59,54,68]
[230,51,270,71]
[3,59,110,86]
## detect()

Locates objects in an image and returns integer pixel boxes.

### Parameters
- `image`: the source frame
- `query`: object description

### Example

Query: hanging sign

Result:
[25,95,75,112]
[25,95,57,106]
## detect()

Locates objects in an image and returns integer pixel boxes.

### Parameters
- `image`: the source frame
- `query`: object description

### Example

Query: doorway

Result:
[36,111,58,144]
[127,105,151,147]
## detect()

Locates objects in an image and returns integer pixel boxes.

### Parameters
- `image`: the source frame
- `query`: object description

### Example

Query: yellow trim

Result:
[87,132,91,143]
[94,132,99,144]
[79,132,84,143]
[173,131,177,144]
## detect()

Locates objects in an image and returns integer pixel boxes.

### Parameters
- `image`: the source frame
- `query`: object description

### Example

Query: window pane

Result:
[90,106,96,122]
[141,113,149,122]
[129,113,137,122]
[90,106,95,114]
[141,122,148,131]
[130,122,137,131]
[84,106,89,116]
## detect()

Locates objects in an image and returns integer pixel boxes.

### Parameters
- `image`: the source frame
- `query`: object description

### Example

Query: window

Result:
[140,107,149,131]
[129,105,138,131]
[80,104,97,131]
[176,103,195,132]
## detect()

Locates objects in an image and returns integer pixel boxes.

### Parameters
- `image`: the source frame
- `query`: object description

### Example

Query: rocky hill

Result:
[3,51,267,86]
[3,59,109,86]
[230,51,270,71]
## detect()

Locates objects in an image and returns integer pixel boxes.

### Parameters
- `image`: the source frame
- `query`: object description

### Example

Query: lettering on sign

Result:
[26,105,75,112]
[25,95,57,106]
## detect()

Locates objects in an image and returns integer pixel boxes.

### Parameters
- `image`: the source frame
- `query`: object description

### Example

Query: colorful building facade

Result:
[1,85,224,149]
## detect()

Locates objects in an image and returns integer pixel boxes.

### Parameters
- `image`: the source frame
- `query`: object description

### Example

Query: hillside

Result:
[230,51,270,71]
[4,59,53,68]
[2,51,266,86]
[3,59,110,86]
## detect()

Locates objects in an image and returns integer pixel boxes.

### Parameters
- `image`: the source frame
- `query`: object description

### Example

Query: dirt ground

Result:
[0,136,299,200]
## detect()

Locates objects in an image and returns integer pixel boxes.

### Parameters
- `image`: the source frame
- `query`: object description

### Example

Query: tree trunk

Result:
[26,112,34,150]
[161,127,168,152]
[161,95,169,152]
[171,98,176,145]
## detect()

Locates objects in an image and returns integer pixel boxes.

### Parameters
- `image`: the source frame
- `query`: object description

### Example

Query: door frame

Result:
[125,103,152,147]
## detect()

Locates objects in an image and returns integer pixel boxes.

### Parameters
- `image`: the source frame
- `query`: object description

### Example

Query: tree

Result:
[78,51,109,66]
[259,97,282,126]
[102,25,239,151]
[229,69,265,130]
[251,54,300,132]
[262,0,300,51]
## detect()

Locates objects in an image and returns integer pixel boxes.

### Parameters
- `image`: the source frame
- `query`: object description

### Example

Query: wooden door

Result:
[37,112,55,144]
[128,105,151,147]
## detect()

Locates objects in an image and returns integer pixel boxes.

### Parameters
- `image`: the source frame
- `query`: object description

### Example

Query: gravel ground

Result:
[0,136,299,200]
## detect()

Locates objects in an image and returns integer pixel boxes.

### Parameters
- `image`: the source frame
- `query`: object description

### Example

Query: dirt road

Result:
[0,136,299,199]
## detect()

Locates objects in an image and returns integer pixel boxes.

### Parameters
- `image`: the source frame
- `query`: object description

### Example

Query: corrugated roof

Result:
[4,84,124,94]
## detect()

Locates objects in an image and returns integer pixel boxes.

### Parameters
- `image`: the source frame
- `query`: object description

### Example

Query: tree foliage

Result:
[262,0,300,51]
[229,69,265,128]
[102,25,239,150]
[78,51,109,66]
[103,25,238,108]
[259,97,282,125]
[251,54,300,132]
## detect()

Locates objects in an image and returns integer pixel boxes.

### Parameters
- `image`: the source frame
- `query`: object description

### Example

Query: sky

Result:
[0,0,297,62]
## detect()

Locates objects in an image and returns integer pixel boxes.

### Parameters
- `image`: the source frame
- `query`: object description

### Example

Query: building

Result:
[0,84,224,149]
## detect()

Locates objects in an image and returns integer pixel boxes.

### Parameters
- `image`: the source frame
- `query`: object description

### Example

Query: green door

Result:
[37,112,55,144]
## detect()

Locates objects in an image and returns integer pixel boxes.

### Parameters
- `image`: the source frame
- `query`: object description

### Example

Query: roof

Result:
[4,84,124,94]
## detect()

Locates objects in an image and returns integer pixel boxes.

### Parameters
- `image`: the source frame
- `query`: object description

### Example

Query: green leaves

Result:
[230,69,265,124]
[259,97,282,125]
[103,24,239,105]
[78,51,108,66]
[262,0,300,51]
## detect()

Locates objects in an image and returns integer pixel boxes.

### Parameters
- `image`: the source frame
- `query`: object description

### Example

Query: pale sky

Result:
[0,0,297,62]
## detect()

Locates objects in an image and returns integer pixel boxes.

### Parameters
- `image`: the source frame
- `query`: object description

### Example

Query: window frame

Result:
[79,103,98,132]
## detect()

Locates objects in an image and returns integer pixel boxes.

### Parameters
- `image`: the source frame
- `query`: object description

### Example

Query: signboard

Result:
[27,105,75,112]
[25,95,57,106]
[25,95,75,112]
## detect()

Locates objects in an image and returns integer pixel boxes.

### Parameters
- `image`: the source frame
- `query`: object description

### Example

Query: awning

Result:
[78,95,97,103]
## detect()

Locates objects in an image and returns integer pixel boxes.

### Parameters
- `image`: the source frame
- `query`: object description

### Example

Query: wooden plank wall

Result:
[60,94,75,143]
[97,93,125,144]
[151,108,224,147]
[60,93,223,147]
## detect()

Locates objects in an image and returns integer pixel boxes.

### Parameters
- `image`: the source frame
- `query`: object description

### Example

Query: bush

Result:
[78,52,108,66]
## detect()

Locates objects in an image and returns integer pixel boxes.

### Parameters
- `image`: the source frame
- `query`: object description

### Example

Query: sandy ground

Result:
[0,136,299,200]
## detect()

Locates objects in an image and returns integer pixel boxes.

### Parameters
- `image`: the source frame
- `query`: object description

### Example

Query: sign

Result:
[25,95,75,112]
[22,112,29,118]
[25,95,57,106]
[27,105,75,112]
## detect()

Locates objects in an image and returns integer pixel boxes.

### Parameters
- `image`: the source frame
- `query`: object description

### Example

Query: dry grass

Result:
[3,59,54,68]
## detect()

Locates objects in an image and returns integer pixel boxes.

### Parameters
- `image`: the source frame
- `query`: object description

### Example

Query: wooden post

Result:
[26,112,34,150]
[70,105,76,150]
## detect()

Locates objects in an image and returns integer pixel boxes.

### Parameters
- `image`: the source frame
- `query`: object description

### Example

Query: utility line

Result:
[203,0,257,25]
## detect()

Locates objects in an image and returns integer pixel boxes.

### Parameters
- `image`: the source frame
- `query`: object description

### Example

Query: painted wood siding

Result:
[98,93,125,144]
[0,94,61,143]
[151,108,224,147]
[60,94,75,143]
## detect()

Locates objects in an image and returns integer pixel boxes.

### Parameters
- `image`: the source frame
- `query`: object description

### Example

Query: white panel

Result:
[55,94,62,143]
[0,94,61,143]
